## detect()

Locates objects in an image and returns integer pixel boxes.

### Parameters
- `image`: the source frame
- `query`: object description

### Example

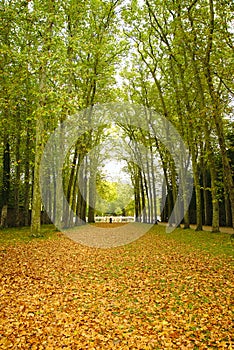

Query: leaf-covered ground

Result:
[0,225,233,349]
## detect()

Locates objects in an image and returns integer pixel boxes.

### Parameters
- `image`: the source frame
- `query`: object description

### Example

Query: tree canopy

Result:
[0,0,233,233]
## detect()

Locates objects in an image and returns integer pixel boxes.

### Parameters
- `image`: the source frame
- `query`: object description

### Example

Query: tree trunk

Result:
[54,122,65,229]
[15,127,21,227]
[75,158,87,225]
[31,2,54,234]
[63,146,78,227]
[140,169,147,223]
[23,121,31,226]
[69,157,80,227]
[80,161,87,224]
[169,161,179,227]
[31,116,44,236]
[191,151,202,230]
[88,155,97,223]
[223,178,232,227]
[224,194,232,227]
[202,168,210,226]
[75,189,83,225]
[146,156,152,223]
[150,146,157,223]
[210,164,219,232]
[161,177,167,222]
[1,140,10,228]
[134,169,141,222]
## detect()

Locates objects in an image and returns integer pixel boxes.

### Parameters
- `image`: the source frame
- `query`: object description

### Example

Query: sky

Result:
[102,159,131,184]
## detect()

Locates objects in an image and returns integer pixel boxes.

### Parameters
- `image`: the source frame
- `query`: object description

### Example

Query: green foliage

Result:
[96,179,118,203]
[0,0,233,231]
[95,176,134,216]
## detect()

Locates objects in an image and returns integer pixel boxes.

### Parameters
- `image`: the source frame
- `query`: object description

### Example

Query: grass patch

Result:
[150,224,234,258]
[0,224,59,245]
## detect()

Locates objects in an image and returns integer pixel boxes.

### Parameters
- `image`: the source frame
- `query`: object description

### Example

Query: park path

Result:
[65,222,152,248]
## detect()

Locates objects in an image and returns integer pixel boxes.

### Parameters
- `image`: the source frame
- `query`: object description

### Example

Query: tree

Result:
[121,0,233,230]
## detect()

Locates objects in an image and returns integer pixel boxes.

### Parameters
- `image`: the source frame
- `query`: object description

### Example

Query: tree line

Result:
[0,0,233,234]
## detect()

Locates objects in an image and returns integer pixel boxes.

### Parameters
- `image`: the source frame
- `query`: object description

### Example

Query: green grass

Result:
[150,224,234,258]
[0,224,59,245]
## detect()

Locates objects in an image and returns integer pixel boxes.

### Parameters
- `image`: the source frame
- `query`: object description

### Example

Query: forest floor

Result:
[0,224,233,349]
[182,224,234,234]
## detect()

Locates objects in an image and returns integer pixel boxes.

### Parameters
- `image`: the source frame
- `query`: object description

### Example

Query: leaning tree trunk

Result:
[191,148,202,231]
[161,177,167,222]
[146,156,152,223]
[209,163,219,233]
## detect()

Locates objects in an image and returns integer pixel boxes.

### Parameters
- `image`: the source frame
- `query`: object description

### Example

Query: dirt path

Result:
[65,222,153,248]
